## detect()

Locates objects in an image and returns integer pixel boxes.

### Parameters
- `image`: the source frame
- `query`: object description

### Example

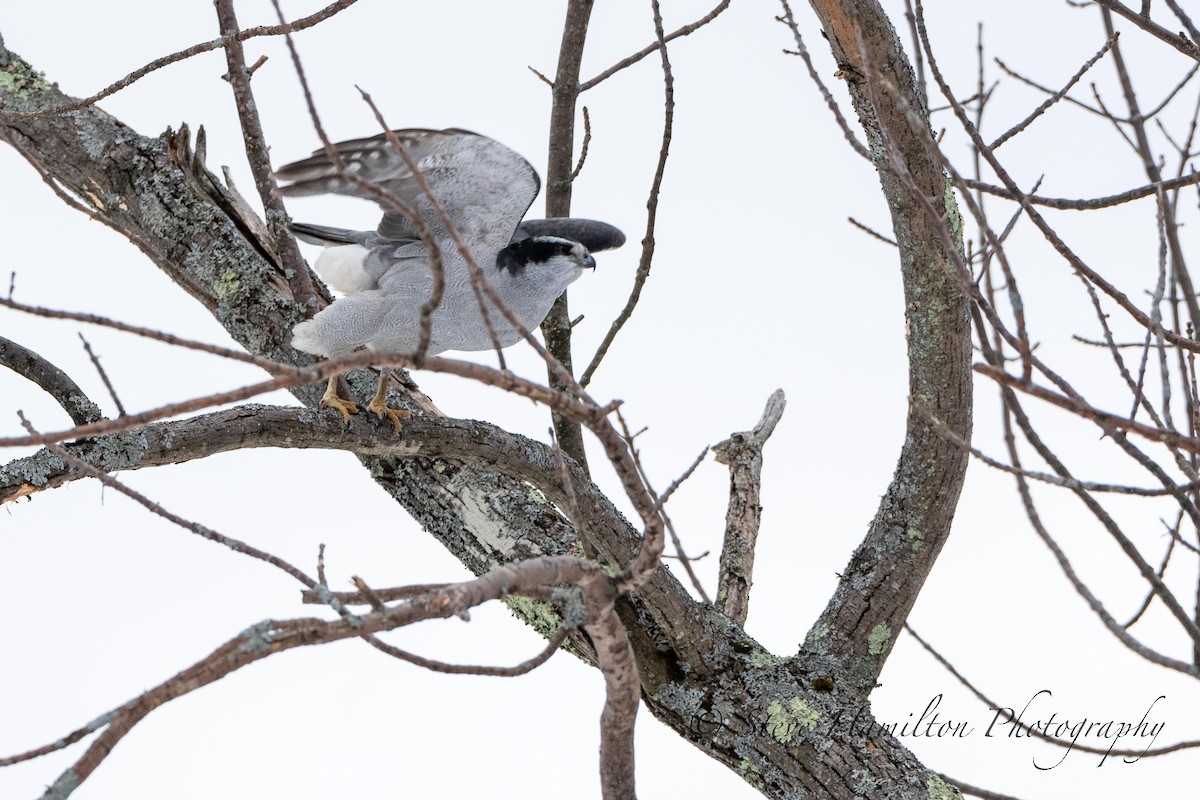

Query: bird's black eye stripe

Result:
[496,238,584,274]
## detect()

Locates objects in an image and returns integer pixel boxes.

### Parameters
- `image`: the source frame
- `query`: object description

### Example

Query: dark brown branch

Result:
[1093,0,1200,61]
[542,0,594,471]
[15,555,605,797]
[0,296,302,376]
[587,589,640,800]
[989,32,1119,150]
[962,170,1200,210]
[777,0,871,160]
[214,0,317,313]
[77,334,126,417]
[579,0,730,91]
[713,389,786,625]
[0,0,361,120]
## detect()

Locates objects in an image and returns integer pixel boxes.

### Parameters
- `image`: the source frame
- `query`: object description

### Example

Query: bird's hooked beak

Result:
[581,253,596,270]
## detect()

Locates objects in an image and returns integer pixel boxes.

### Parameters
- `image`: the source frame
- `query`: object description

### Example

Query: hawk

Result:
[275,128,625,429]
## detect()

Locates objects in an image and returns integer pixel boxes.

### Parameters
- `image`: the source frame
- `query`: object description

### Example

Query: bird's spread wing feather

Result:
[275,128,539,252]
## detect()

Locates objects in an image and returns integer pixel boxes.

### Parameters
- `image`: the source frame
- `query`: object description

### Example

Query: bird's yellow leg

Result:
[320,374,359,423]
[366,370,413,432]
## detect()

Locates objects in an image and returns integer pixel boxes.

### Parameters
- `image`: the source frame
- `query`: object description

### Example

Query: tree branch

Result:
[541,0,595,473]
[798,0,973,690]
[713,389,786,625]
[0,335,101,426]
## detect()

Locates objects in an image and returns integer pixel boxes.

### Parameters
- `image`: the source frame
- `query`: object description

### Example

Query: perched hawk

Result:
[275,128,625,429]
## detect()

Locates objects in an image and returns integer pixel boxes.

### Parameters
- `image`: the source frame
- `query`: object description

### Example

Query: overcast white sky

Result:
[2,1,1198,798]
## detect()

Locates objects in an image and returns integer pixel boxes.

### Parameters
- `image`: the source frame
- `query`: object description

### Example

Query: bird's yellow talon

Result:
[367,399,412,432]
[320,376,359,424]
[367,370,412,432]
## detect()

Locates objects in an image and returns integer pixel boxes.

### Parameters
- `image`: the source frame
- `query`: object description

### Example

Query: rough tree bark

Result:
[0,0,972,791]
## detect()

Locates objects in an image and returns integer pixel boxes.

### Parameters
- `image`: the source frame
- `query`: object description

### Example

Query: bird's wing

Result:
[275,128,540,249]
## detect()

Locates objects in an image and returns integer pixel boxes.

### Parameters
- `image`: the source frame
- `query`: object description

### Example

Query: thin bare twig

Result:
[0,296,302,376]
[989,33,1119,150]
[616,410,711,604]
[1092,0,1200,61]
[848,216,898,246]
[77,334,126,417]
[0,0,361,120]
[777,0,871,160]
[214,0,318,313]
[580,0,730,91]
[580,1,674,387]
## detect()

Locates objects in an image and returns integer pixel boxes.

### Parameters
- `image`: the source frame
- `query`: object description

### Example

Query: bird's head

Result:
[496,236,596,276]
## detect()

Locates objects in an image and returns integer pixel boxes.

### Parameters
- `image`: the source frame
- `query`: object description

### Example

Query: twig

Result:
[580,0,730,91]
[848,216,898,247]
[78,334,126,417]
[363,626,569,676]
[962,170,1200,210]
[214,0,317,313]
[907,624,1200,758]
[570,106,592,181]
[0,295,302,376]
[776,0,871,160]
[1092,0,1200,61]
[580,0,674,387]
[989,33,1119,150]
[0,0,361,120]
[16,412,321,589]
[616,411,711,603]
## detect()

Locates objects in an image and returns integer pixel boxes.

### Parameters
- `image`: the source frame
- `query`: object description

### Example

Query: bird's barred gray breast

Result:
[274,127,624,427]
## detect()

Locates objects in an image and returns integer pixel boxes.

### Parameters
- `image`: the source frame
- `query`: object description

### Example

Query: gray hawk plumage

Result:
[275,128,625,429]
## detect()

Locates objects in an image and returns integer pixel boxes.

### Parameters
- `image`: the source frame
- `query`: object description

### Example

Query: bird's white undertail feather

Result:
[312,244,373,295]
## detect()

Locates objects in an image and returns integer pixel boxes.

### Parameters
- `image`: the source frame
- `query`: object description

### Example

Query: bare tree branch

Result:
[714,389,786,625]
[0,335,101,425]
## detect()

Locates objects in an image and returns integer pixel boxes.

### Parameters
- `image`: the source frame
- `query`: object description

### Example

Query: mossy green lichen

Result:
[766,697,821,743]
[748,650,781,669]
[867,622,891,655]
[806,622,830,642]
[943,179,964,256]
[0,61,50,99]
[927,772,963,800]
[738,758,764,789]
[906,527,924,552]
[502,594,562,639]
[213,268,241,300]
